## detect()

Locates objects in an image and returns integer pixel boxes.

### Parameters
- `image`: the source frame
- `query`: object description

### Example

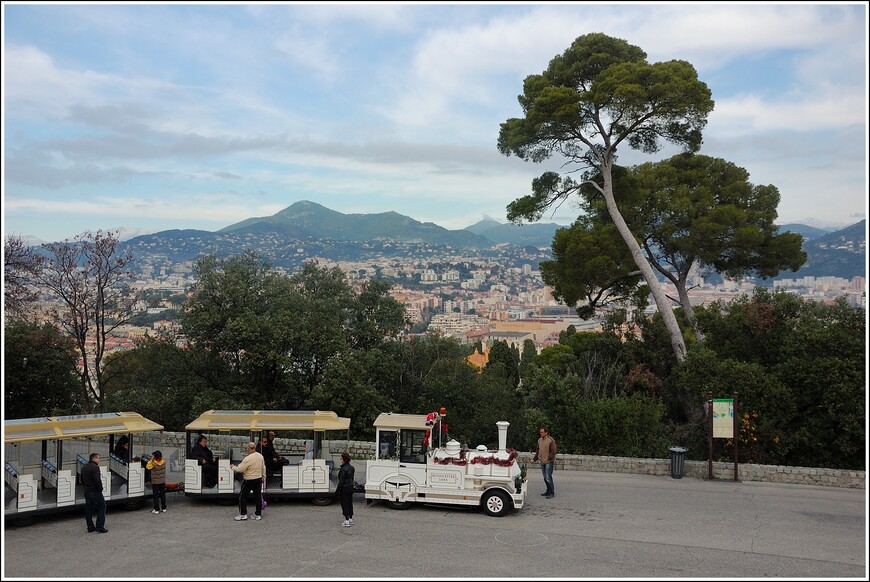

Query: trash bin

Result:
[668,446,688,479]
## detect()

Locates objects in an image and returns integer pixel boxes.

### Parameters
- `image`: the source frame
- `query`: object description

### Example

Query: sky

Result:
[2,2,868,244]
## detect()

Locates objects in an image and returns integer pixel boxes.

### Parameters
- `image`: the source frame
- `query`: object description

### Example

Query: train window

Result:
[399,429,426,464]
[378,430,397,460]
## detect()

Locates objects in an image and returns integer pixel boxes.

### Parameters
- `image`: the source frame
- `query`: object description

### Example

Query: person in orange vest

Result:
[146,450,167,514]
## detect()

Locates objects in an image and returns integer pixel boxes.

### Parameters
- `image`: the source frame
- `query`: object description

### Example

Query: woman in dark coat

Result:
[336,452,355,527]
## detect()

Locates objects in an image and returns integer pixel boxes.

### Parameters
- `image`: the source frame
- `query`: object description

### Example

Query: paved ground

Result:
[3,465,867,579]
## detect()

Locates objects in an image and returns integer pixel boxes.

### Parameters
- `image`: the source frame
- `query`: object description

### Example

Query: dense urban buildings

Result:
[28,246,866,360]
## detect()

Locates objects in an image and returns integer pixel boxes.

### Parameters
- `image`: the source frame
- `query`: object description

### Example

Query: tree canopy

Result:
[499,32,715,363]
[540,154,806,341]
[4,321,82,418]
[35,230,137,412]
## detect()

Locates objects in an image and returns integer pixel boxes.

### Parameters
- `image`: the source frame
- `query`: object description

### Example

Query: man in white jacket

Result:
[230,442,266,521]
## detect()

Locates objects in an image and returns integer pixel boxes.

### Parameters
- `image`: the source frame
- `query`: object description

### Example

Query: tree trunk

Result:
[602,162,687,362]
[676,281,705,344]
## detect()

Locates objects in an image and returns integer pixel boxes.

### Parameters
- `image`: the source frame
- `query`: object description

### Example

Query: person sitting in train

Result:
[304,439,320,459]
[113,436,130,462]
[259,434,288,473]
[190,435,218,488]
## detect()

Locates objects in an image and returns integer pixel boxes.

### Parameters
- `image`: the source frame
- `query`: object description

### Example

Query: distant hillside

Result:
[222,200,492,248]
[465,218,503,237]
[777,223,832,241]
[772,219,866,281]
[465,219,562,247]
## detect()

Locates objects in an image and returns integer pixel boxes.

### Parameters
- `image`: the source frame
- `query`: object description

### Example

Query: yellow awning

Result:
[3,412,163,443]
[185,410,350,432]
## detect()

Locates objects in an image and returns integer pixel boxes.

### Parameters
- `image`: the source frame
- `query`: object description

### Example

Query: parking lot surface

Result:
[3,466,866,579]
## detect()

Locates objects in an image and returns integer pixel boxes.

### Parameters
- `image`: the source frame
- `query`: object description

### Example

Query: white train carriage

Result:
[3,412,164,525]
[183,410,350,506]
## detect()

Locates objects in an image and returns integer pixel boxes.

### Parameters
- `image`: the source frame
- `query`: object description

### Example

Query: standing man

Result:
[230,441,266,521]
[81,452,108,533]
[532,426,557,499]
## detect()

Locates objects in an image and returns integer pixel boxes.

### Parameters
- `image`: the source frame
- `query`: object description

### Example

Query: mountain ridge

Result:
[219,200,493,248]
[20,202,865,281]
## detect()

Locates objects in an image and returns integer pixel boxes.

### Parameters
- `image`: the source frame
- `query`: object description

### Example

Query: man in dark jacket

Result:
[336,452,355,527]
[258,434,288,473]
[190,435,218,488]
[81,452,108,533]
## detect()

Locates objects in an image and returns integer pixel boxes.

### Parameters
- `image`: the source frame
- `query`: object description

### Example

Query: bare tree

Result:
[4,234,45,321]
[36,230,138,412]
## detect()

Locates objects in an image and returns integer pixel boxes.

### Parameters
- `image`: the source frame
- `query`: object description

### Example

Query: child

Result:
[146,450,167,513]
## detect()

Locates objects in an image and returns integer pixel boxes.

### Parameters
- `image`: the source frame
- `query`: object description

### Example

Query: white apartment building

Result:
[428,313,491,339]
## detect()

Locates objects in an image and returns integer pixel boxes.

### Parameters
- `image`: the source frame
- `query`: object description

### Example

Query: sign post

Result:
[710,393,739,482]
[707,392,713,480]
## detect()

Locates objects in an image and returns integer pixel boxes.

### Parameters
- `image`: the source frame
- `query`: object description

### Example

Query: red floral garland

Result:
[469,449,519,467]
[433,456,467,466]
[435,449,518,468]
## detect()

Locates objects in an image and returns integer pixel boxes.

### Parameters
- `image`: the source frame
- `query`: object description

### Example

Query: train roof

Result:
[372,412,432,430]
[185,410,350,432]
[4,412,163,443]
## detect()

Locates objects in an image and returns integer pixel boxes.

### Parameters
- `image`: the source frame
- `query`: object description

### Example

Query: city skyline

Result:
[3,2,868,244]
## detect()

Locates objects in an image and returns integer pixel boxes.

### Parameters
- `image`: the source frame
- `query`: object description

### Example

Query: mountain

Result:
[464,218,563,247]
[772,220,866,281]
[465,218,504,237]
[777,223,831,241]
[221,200,492,248]
[34,204,864,281]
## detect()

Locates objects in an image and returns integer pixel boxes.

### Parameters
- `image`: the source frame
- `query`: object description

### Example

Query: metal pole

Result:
[733,392,739,482]
[707,391,713,480]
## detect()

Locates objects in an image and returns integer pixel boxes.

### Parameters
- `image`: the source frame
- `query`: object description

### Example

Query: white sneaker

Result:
[253,515,261,520]
[348,518,354,525]
[234,514,248,521]
[341,520,350,527]
[161,509,167,513]
[151,509,160,515]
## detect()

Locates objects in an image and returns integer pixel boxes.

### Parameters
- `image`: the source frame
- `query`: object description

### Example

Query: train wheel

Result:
[123,498,145,511]
[385,500,412,510]
[481,490,510,517]
[9,516,35,527]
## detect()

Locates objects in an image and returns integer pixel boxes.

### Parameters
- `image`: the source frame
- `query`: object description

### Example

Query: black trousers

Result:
[239,478,262,516]
[152,483,166,510]
[202,463,218,487]
[84,491,106,530]
[340,488,353,519]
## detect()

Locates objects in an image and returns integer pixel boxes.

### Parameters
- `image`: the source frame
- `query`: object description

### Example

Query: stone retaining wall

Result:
[141,432,865,489]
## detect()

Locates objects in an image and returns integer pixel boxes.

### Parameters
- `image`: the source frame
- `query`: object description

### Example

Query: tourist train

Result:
[4,409,526,525]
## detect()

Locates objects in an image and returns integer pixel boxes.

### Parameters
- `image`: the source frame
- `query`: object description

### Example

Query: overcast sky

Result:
[3,2,868,243]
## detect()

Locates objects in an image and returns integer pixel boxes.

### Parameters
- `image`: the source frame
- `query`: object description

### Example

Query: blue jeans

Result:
[541,462,554,495]
[84,491,106,530]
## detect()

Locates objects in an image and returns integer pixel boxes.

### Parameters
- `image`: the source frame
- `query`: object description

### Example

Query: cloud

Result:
[4,44,171,118]
[3,195,285,224]
[709,91,866,135]
[382,4,865,139]
[213,171,241,180]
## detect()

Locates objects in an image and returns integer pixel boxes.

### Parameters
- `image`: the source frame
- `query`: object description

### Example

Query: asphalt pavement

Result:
[2,463,866,579]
